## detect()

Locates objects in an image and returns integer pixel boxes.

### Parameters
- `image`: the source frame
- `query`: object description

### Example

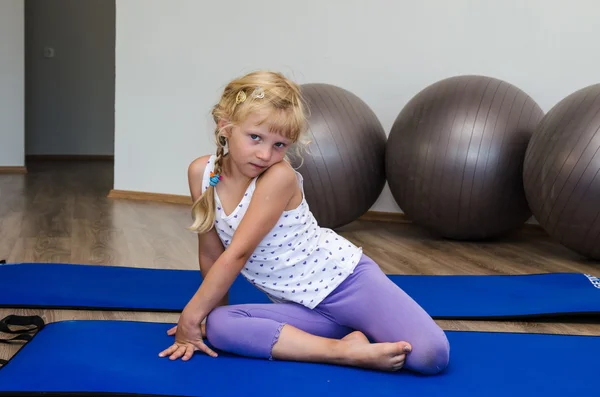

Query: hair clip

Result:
[235,90,246,105]
[236,90,247,104]
[235,87,264,105]
[209,171,222,187]
[251,86,265,99]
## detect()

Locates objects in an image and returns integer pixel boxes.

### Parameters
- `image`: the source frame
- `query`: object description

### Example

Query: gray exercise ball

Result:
[386,75,544,240]
[523,83,600,260]
[291,83,387,229]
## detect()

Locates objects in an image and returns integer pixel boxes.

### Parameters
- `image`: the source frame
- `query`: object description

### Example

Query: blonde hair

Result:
[189,70,309,234]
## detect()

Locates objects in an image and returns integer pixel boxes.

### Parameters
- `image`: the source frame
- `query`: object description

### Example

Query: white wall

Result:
[0,0,24,167]
[114,0,600,212]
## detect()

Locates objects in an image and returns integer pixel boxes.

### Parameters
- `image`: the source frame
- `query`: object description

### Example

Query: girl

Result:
[159,71,450,375]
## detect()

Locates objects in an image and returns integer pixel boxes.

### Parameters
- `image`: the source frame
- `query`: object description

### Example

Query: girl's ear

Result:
[217,118,232,138]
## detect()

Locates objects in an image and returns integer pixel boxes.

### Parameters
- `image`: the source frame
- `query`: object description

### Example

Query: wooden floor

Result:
[2,160,600,362]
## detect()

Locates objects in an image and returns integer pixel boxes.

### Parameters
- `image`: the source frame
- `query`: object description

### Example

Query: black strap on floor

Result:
[0,333,32,344]
[0,315,45,369]
[0,315,45,334]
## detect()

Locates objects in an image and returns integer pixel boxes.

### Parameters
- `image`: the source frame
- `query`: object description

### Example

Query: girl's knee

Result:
[408,331,450,375]
[204,306,236,348]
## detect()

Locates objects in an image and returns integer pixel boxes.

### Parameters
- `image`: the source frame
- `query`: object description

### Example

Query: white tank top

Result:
[201,155,362,309]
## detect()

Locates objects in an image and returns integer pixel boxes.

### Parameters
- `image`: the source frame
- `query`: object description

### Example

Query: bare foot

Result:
[337,331,411,372]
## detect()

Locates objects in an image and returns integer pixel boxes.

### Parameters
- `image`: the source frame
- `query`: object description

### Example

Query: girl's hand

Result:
[166,323,206,338]
[159,319,216,361]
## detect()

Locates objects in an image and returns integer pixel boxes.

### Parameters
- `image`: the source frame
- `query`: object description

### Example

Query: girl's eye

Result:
[275,143,286,148]
[250,134,260,140]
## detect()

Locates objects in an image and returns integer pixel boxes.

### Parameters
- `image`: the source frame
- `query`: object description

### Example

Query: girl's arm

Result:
[188,156,227,305]
[181,161,299,324]
[197,230,228,306]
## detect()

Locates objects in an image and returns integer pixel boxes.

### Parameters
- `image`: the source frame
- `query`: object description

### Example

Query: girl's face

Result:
[221,110,293,178]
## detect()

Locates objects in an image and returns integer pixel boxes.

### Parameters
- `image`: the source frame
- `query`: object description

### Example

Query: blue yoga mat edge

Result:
[1,317,599,397]
[1,259,590,277]
[2,261,600,321]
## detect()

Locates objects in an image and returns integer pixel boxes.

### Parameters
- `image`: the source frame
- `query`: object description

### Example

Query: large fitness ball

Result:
[386,75,544,240]
[523,84,600,260]
[291,83,387,229]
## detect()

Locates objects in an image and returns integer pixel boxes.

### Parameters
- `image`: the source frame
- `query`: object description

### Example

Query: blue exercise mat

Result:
[1,261,600,320]
[0,318,597,396]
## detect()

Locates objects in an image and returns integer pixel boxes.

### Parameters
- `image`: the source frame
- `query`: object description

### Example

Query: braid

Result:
[188,132,227,234]
[213,138,226,176]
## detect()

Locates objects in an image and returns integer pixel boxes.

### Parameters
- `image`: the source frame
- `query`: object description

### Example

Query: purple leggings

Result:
[205,254,450,375]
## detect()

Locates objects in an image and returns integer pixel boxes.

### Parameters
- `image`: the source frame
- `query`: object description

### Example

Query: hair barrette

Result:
[209,171,222,187]
[235,91,246,104]
[235,86,265,105]
[251,86,265,99]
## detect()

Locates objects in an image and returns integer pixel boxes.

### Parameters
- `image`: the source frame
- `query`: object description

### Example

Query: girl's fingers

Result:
[194,340,218,358]
[167,325,177,335]
[169,345,187,360]
[182,345,195,361]
[158,343,179,358]
[159,338,217,361]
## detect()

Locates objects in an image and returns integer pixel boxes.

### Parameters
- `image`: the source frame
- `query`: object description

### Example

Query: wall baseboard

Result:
[0,166,27,174]
[107,189,192,205]
[107,189,411,222]
[359,211,410,223]
[106,189,546,231]
[26,154,114,161]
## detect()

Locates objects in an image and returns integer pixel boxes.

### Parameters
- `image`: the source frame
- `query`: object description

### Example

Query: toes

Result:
[388,342,411,357]
[400,342,412,353]
[391,360,406,371]
[392,353,406,364]
[390,351,406,371]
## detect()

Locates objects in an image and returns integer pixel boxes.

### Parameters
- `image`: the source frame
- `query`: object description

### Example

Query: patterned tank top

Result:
[201,155,362,309]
